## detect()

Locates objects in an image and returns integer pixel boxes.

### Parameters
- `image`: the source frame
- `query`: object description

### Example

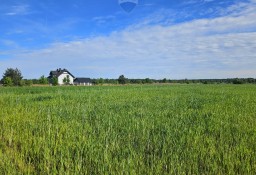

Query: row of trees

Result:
[92,75,256,85]
[92,75,156,85]
[0,68,49,86]
[1,68,256,87]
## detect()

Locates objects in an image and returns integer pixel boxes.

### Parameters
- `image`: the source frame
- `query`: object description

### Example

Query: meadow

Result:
[0,84,256,174]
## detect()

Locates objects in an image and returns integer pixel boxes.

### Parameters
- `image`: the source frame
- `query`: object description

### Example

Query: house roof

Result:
[74,78,91,83]
[48,68,75,78]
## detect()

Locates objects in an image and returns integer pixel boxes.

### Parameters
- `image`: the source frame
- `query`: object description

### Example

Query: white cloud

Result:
[4,4,30,16]
[92,15,116,25]
[0,0,256,79]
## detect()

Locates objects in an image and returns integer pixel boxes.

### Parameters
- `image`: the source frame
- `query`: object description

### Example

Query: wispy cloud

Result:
[92,15,116,25]
[4,4,30,16]
[138,3,155,7]
[0,39,19,48]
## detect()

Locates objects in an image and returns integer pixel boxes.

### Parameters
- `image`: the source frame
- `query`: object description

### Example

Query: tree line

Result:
[0,68,49,86]
[95,75,256,85]
[1,68,256,87]
[93,75,256,85]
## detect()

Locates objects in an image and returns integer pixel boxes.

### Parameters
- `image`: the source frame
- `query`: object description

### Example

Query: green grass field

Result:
[0,84,256,174]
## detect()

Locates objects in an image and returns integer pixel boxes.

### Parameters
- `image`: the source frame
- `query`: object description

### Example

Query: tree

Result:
[63,77,67,84]
[143,78,153,84]
[52,77,58,86]
[18,79,33,86]
[3,77,13,86]
[25,79,33,86]
[19,79,26,86]
[39,75,48,84]
[32,79,40,84]
[99,78,104,85]
[62,75,70,85]
[2,68,23,86]
[233,78,243,84]
[118,75,127,84]
[67,75,70,84]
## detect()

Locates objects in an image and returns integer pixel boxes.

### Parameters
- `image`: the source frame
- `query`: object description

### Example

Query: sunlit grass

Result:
[0,84,256,174]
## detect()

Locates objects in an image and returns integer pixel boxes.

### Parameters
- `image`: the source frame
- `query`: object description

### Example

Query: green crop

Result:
[0,84,256,174]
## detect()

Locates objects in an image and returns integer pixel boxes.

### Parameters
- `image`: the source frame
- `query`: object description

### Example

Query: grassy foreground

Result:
[0,84,256,174]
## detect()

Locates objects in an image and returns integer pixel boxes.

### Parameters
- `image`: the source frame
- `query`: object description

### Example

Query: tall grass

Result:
[0,84,256,174]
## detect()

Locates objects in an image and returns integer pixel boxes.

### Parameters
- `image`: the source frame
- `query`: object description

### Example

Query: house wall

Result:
[58,72,74,85]
[74,82,92,86]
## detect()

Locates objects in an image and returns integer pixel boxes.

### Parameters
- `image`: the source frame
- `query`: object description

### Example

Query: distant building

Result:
[48,68,91,86]
[74,78,92,86]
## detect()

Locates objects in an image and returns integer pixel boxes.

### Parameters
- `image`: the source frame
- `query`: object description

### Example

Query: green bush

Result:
[3,77,13,86]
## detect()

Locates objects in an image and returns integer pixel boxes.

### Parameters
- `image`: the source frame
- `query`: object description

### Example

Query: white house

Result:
[48,68,91,85]
[48,68,75,85]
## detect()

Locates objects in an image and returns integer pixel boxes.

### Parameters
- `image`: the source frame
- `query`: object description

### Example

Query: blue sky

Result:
[0,0,256,79]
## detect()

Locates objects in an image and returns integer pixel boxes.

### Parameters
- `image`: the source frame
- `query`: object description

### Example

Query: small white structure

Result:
[74,78,92,86]
[48,68,75,85]
[48,68,91,86]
